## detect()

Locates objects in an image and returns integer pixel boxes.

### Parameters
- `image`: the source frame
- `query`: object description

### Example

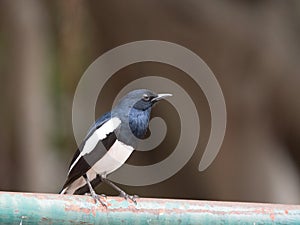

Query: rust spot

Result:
[65,204,101,216]
[270,213,275,221]
[41,217,49,221]
[285,210,288,214]
[114,197,125,203]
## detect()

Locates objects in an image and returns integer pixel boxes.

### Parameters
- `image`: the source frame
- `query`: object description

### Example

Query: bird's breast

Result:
[128,108,151,139]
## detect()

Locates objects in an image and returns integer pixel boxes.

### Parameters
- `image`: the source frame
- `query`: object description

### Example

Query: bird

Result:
[60,89,172,206]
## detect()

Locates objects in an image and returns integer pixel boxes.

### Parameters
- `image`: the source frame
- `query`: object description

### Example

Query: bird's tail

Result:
[59,176,87,195]
[59,187,67,195]
[59,175,103,195]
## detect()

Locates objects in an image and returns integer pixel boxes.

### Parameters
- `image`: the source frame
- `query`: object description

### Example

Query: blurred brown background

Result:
[0,0,299,204]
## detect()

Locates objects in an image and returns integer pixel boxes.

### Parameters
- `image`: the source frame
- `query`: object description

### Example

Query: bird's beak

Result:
[151,93,172,102]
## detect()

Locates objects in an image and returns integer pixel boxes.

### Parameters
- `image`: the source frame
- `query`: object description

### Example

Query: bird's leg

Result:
[101,177,138,205]
[83,174,107,207]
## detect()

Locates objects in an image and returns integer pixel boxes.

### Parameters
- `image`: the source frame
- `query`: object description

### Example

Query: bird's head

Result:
[113,89,172,142]
[116,89,172,112]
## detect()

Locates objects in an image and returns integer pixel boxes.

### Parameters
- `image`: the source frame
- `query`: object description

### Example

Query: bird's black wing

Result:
[62,112,118,190]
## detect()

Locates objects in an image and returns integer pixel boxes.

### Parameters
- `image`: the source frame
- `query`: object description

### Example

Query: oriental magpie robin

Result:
[60,89,172,206]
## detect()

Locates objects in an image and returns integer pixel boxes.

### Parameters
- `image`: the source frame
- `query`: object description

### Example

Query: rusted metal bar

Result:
[0,191,299,225]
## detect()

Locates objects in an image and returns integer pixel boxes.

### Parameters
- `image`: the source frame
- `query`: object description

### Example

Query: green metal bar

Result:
[0,191,299,225]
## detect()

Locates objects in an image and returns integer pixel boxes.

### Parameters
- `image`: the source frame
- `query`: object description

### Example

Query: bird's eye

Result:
[143,94,150,101]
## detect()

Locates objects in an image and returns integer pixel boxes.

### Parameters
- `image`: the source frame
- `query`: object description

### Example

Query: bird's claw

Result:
[91,192,107,207]
[100,193,107,199]
[120,192,139,205]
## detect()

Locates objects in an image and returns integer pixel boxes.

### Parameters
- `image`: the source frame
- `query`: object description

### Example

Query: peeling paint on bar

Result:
[0,191,299,225]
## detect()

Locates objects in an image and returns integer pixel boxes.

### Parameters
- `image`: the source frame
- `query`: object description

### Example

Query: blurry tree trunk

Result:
[56,0,92,153]
[3,0,58,192]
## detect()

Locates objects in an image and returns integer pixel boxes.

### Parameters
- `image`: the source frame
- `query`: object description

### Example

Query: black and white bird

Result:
[60,89,171,206]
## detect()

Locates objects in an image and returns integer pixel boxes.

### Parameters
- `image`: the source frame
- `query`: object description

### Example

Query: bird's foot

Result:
[90,191,107,207]
[119,192,139,205]
[100,193,107,199]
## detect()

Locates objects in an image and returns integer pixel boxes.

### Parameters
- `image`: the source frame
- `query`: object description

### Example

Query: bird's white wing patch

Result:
[92,140,134,176]
[68,117,121,174]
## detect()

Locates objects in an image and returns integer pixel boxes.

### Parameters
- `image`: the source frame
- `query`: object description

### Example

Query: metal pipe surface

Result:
[0,191,299,225]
